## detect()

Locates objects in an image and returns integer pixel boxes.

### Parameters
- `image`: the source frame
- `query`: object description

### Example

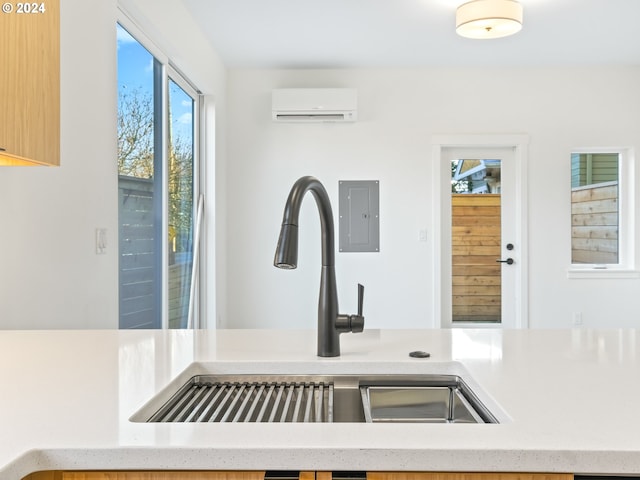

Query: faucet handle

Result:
[357,283,364,317]
[351,283,365,333]
[335,283,365,334]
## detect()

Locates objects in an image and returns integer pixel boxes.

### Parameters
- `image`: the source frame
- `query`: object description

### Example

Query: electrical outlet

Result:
[572,311,583,326]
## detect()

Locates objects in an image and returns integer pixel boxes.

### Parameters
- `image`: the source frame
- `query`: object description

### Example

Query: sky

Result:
[116,23,194,146]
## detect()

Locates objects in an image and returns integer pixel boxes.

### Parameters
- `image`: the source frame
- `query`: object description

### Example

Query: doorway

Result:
[432,135,529,329]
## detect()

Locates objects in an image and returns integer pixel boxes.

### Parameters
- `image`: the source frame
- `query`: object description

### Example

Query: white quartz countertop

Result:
[2,328,640,479]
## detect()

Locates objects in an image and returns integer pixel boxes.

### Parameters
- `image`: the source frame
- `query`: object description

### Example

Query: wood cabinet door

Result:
[367,474,573,480]
[60,472,266,480]
[24,471,574,480]
[0,0,60,165]
[23,472,62,480]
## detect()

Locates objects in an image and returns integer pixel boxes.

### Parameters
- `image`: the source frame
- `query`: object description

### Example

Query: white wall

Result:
[224,67,640,330]
[0,0,227,329]
[0,0,119,329]
[2,2,638,332]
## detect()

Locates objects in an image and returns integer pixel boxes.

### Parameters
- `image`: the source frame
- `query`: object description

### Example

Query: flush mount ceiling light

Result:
[456,0,523,39]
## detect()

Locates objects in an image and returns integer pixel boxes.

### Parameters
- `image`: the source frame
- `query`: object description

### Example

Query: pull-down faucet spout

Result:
[274,176,364,357]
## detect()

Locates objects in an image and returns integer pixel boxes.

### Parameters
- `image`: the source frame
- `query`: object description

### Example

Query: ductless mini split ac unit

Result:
[272,88,358,123]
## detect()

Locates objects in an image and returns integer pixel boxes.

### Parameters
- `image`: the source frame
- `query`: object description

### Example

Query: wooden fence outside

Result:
[119,176,158,329]
[571,181,618,264]
[169,258,192,328]
[451,194,501,323]
[119,176,191,329]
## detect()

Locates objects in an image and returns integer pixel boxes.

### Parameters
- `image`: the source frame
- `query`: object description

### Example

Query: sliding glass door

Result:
[117,22,200,329]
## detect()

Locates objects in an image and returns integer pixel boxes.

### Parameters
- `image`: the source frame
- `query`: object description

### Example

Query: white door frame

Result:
[431,134,530,329]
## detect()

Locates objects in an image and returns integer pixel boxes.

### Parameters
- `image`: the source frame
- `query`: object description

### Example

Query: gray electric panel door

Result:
[338,180,380,252]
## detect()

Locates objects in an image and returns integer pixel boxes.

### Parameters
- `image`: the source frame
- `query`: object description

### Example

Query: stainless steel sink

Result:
[142,374,498,424]
[361,386,484,423]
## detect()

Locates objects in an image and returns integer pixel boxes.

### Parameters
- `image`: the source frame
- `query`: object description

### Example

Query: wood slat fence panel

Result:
[169,262,192,328]
[451,194,501,323]
[571,182,618,264]
[118,175,192,329]
[119,176,159,329]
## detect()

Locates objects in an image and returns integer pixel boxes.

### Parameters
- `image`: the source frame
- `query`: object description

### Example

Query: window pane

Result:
[168,78,195,329]
[451,159,502,323]
[117,24,155,179]
[571,153,619,264]
[117,23,161,329]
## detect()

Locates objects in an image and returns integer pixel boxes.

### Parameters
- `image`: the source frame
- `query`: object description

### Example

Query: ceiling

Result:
[181,0,640,69]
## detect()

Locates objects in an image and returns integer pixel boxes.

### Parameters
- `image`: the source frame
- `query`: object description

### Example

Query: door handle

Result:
[496,258,514,265]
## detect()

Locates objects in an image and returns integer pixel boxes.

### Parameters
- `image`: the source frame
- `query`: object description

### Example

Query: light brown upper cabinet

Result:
[0,0,60,166]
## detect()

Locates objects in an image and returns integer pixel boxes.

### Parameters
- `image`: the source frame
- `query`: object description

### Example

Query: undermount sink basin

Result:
[137,374,498,424]
[361,385,485,423]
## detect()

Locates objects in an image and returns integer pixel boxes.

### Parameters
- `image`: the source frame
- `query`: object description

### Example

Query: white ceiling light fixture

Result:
[456,0,523,39]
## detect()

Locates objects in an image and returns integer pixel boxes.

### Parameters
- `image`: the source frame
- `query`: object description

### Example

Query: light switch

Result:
[96,228,107,254]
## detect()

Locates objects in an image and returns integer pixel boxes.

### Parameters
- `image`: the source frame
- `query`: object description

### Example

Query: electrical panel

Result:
[338,180,380,252]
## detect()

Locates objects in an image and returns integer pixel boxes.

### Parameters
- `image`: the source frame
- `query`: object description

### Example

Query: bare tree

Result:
[118,87,194,254]
[117,87,154,178]
[168,132,193,253]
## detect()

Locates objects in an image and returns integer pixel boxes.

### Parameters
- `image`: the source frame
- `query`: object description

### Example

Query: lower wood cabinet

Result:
[23,471,268,480]
[367,475,572,480]
[23,472,573,480]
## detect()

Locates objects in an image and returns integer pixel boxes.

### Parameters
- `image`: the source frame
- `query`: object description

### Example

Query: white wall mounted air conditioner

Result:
[272,88,357,122]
